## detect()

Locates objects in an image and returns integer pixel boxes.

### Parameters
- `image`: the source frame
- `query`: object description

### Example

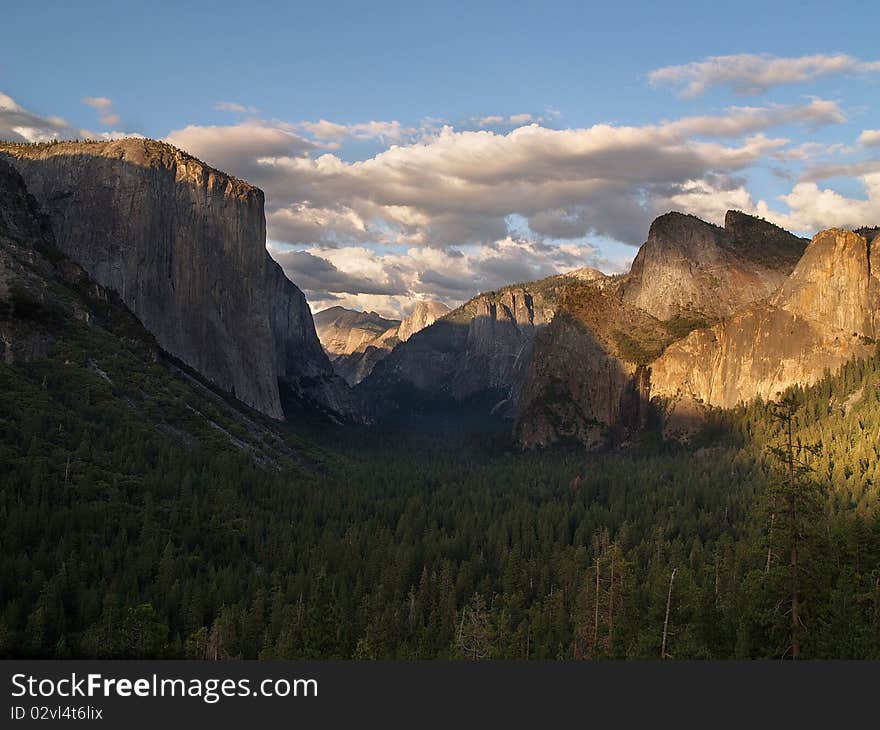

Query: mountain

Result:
[359,268,605,416]
[314,300,450,385]
[0,139,354,422]
[397,300,451,342]
[355,208,869,449]
[359,211,812,439]
[620,210,807,320]
[314,307,400,358]
[519,219,878,448]
[515,277,663,448]
[651,227,880,434]
[0,155,302,466]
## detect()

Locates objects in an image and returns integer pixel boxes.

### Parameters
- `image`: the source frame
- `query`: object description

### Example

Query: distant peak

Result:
[563,266,605,282]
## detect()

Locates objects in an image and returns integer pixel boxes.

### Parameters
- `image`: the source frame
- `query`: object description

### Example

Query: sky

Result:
[2,0,880,316]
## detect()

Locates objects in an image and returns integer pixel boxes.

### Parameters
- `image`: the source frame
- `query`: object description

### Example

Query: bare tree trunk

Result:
[766,512,775,573]
[791,539,800,659]
[786,415,801,660]
[593,557,600,655]
[661,567,676,660]
[608,550,615,650]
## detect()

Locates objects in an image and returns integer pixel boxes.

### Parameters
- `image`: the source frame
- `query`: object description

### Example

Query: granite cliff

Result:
[621,210,807,320]
[0,139,353,421]
[515,212,853,448]
[315,300,450,385]
[360,210,810,435]
[651,227,880,431]
[359,268,605,417]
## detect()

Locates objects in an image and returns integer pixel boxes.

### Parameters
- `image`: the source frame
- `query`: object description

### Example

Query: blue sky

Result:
[2,1,880,315]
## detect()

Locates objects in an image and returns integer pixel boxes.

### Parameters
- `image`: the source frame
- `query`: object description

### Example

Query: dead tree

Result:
[661,567,676,660]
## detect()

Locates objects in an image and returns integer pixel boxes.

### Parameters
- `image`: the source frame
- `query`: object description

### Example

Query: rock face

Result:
[314,300,449,385]
[651,228,880,416]
[515,280,657,448]
[314,307,400,359]
[359,273,594,416]
[513,212,828,448]
[0,157,61,363]
[397,300,450,342]
[621,210,807,320]
[0,139,350,420]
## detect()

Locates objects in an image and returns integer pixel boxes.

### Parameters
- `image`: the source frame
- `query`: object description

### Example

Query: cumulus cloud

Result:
[165,99,840,257]
[858,129,880,147]
[762,174,880,231]
[273,236,610,316]
[0,91,71,142]
[83,96,121,127]
[649,53,880,97]
[165,121,317,179]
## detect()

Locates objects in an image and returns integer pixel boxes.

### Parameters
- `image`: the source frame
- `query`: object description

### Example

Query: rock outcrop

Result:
[397,300,451,342]
[651,228,880,417]
[0,139,351,420]
[314,307,400,359]
[512,212,871,448]
[515,279,657,448]
[315,300,450,385]
[359,272,599,416]
[621,210,807,320]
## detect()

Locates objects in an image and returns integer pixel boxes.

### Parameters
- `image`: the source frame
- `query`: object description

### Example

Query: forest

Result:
[1,320,880,659]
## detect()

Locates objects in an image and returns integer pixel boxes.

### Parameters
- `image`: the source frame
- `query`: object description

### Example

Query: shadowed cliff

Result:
[0,138,355,422]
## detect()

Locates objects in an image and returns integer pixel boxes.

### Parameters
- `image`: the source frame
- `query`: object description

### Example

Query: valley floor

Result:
[2,348,880,659]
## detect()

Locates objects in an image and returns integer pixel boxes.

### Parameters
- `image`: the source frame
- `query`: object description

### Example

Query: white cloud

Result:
[272,235,610,316]
[165,121,316,179]
[166,99,838,257]
[83,96,121,127]
[300,118,417,143]
[649,53,880,97]
[0,91,71,142]
[476,113,536,128]
[757,173,880,232]
[858,129,880,147]
[477,115,505,127]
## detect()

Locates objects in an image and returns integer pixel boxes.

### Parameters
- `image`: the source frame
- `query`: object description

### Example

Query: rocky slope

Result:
[359,268,605,416]
[315,300,450,385]
[651,228,880,431]
[621,210,807,320]
[0,139,353,421]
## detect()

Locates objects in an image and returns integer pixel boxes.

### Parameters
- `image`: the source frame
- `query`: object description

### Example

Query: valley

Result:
[1,139,879,660]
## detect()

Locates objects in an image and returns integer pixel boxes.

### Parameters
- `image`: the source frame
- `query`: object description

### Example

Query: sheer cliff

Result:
[0,139,352,420]
[621,210,807,320]
[651,228,880,426]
